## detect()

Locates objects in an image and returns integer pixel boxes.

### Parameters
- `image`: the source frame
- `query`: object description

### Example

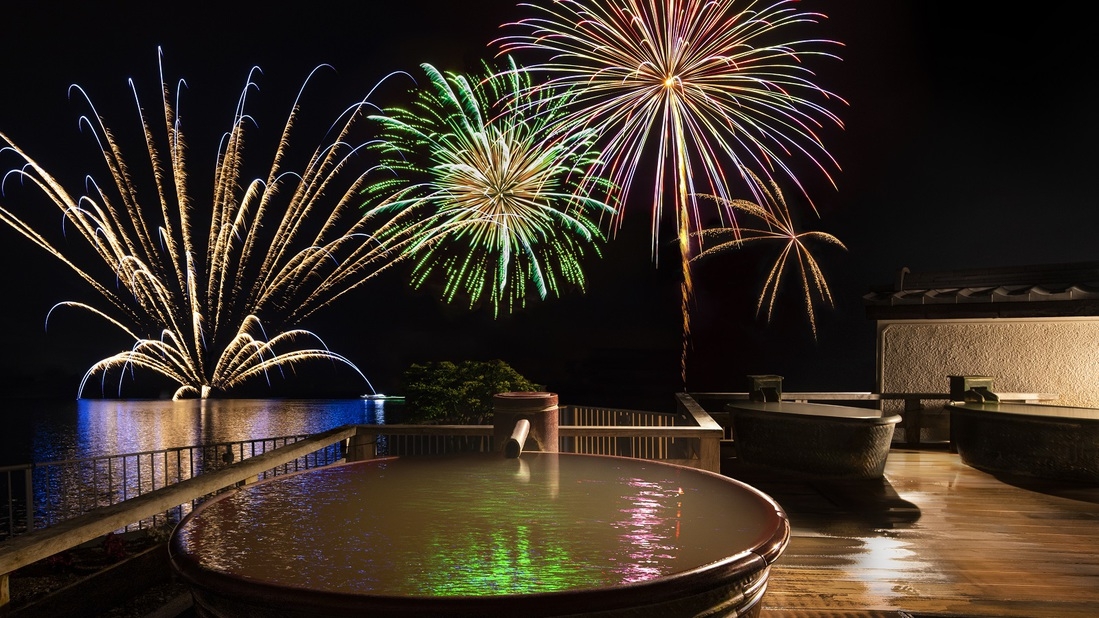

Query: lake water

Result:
[0,398,401,466]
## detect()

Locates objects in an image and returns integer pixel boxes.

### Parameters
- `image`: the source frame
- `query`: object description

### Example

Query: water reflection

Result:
[0,399,394,534]
[3,398,392,465]
[175,453,783,596]
[612,478,683,583]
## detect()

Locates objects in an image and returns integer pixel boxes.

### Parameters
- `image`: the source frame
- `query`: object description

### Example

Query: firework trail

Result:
[498,0,845,382]
[0,51,421,399]
[693,175,846,336]
[364,57,616,315]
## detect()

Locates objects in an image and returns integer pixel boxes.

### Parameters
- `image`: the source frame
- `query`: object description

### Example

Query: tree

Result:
[401,360,542,424]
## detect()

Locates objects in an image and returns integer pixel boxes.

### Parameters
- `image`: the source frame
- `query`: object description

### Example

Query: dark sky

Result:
[1,1,1097,407]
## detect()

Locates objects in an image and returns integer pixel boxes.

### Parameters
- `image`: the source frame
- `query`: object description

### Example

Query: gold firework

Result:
[0,52,420,399]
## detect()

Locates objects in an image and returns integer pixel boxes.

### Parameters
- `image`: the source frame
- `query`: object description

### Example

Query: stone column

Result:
[493,392,559,454]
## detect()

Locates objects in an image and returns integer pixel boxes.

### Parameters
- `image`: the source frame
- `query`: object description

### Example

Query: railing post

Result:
[675,393,727,473]
[345,426,377,462]
[24,468,33,535]
[904,396,924,447]
[699,432,721,474]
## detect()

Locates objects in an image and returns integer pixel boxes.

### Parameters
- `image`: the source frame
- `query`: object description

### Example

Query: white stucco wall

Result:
[877,317,1099,408]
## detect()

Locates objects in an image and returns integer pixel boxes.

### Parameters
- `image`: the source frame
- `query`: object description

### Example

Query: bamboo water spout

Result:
[504,419,531,458]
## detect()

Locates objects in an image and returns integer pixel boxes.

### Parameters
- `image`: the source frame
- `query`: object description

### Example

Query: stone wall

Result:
[877,317,1099,408]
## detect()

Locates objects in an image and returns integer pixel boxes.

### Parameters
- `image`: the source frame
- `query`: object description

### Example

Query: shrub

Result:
[102,532,127,561]
[401,360,543,424]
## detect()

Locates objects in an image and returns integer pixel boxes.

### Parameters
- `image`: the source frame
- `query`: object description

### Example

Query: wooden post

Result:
[905,396,924,447]
[699,432,721,474]
[345,427,378,462]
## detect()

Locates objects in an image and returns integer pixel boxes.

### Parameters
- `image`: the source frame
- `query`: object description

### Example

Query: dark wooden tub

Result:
[947,402,1099,484]
[725,401,901,479]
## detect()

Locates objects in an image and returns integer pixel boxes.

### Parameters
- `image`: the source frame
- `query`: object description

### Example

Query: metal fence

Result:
[0,435,345,540]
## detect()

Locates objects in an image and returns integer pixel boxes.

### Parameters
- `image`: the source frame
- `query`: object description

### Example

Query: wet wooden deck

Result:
[721,448,1099,618]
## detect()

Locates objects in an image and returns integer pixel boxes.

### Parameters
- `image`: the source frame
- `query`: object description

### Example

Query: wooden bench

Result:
[946,402,1099,484]
[724,401,901,479]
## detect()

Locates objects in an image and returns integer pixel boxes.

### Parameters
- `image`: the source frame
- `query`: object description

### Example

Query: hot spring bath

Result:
[170,452,789,617]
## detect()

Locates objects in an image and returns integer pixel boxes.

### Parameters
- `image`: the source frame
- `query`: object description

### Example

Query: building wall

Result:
[877,317,1099,408]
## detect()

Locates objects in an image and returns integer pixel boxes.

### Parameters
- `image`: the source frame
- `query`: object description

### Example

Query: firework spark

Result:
[364,58,616,315]
[693,176,846,336]
[498,0,845,380]
[0,51,419,399]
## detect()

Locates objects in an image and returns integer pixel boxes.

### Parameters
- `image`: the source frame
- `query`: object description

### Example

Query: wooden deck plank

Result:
[721,449,1099,618]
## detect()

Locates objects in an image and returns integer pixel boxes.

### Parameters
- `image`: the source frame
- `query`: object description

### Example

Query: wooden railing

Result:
[345,404,723,473]
[562,402,722,472]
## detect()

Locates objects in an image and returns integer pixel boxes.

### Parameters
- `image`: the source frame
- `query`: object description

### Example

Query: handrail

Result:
[674,393,724,472]
[674,393,726,430]
[0,425,357,578]
[346,415,723,472]
[880,392,1058,403]
[0,435,337,541]
[23,435,311,469]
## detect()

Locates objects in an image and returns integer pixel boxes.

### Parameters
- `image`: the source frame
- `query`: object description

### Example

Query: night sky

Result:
[1,1,1097,408]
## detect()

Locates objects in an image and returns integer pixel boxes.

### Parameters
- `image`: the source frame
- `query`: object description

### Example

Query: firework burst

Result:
[0,51,418,399]
[693,176,846,336]
[364,58,616,315]
[498,0,845,380]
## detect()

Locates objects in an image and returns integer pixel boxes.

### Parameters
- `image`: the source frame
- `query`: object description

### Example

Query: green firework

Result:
[364,58,616,316]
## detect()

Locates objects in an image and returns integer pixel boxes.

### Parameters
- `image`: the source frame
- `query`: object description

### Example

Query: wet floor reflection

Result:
[733,449,1099,616]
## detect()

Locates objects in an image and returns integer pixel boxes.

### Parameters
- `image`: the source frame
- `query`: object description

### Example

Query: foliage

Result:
[101,532,128,562]
[401,360,542,424]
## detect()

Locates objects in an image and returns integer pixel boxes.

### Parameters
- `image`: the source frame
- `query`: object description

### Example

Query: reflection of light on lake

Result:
[5,398,394,465]
[10,398,397,527]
